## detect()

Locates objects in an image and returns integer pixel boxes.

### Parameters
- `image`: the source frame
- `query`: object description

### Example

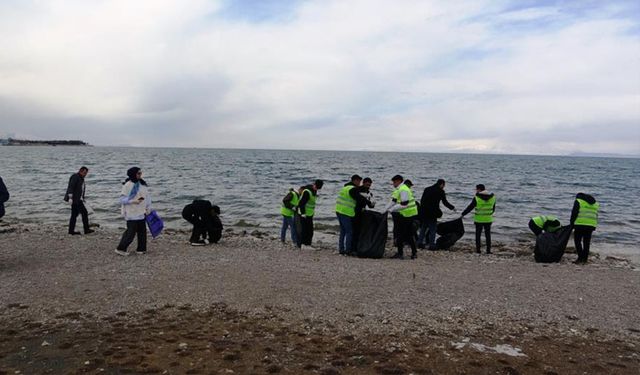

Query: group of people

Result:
[0,166,600,264]
[279,174,599,264]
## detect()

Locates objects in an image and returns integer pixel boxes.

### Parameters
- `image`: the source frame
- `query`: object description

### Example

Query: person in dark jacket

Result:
[570,193,599,264]
[351,177,376,255]
[418,179,455,250]
[182,200,222,245]
[461,184,496,254]
[298,179,323,248]
[0,176,9,219]
[64,166,94,235]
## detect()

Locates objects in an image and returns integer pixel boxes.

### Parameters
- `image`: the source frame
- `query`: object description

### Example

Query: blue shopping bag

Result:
[146,210,164,238]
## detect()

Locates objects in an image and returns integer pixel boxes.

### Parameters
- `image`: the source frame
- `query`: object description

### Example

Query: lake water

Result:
[1,146,638,261]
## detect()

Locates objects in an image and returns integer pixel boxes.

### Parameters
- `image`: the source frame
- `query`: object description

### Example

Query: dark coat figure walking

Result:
[64,167,93,235]
[182,200,223,245]
[418,179,455,249]
[570,193,599,264]
[0,176,9,219]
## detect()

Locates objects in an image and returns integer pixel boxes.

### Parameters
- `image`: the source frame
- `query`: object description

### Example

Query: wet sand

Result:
[0,223,639,374]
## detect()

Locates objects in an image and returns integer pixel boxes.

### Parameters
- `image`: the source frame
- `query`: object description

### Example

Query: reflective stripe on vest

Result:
[335,185,357,217]
[574,199,599,227]
[398,184,418,218]
[474,195,496,223]
[280,190,299,218]
[303,189,316,217]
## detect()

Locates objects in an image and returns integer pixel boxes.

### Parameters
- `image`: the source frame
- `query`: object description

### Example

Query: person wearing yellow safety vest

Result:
[335,175,363,255]
[385,175,419,260]
[461,184,496,254]
[570,192,599,264]
[298,179,324,248]
[528,215,561,236]
[280,187,301,247]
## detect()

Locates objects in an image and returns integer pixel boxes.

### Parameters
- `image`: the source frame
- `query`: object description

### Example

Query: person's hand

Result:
[300,214,306,218]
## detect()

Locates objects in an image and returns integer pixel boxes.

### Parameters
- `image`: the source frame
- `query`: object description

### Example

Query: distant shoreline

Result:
[0,138,89,146]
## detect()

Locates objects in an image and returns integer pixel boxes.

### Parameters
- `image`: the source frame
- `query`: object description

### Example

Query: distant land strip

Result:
[0,138,89,146]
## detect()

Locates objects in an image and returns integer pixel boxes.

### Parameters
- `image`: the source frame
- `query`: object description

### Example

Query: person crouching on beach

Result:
[461,184,496,254]
[116,167,152,256]
[528,215,561,236]
[280,187,300,247]
[183,199,217,246]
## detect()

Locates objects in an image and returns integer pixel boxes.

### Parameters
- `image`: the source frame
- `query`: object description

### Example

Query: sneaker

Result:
[203,239,210,245]
[115,249,129,256]
[190,240,206,246]
[135,251,147,255]
[69,231,81,235]
[84,229,95,234]
[302,245,316,251]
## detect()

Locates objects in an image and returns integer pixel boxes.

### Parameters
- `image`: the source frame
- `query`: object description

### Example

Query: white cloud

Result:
[0,0,638,155]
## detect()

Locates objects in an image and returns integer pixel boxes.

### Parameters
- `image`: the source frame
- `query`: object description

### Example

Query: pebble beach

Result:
[1,222,639,374]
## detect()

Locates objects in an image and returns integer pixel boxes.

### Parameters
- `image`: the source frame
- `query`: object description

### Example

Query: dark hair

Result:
[351,174,362,182]
[124,167,147,186]
[404,179,413,187]
[314,179,324,189]
[212,205,221,215]
[363,177,372,184]
[79,166,88,172]
[476,184,485,191]
[391,174,403,182]
[437,179,445,186]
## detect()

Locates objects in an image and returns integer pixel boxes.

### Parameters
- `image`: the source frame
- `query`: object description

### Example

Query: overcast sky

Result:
[1,0,639,155]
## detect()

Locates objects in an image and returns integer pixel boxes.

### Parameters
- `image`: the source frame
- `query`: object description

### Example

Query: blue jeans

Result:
[418,220,438,248]
[281,215,298,244]
[336,213,354,254]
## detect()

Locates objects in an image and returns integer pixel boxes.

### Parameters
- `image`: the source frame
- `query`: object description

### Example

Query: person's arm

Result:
[442,191,455,210]
[388,189,410,212]
[569,200,579,225]
[460,198,476,217]
[119,184,134,205]
[350,187,367,207]
[65,175,76,202]
[282,192,294,209]
[0,178,8,204]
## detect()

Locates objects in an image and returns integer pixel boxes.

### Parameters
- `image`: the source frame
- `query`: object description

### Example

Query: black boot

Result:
[390,252,404,260]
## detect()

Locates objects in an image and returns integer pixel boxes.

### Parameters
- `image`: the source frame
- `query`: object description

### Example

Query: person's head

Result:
[313,179,324,191]
[475,184,485,193]
[391,174,403,188]
[127,167,143,182]
[78,166,89,178]
[437,178,445,189]
[350,174,362,186]
[211,205,221,216]
[404,179,413,188]
[362,177,372,189]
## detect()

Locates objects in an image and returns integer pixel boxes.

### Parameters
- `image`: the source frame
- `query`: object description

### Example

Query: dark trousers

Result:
[300,216,314,246]
[204,216,223,243]
[528,219,542,236]
[117,219,147,252]
[574,226,594,261]
[475,222,492,253]
[418,219,438,248]
[186,218,206,242]
[69,202,90,233]
[397,216,417,256]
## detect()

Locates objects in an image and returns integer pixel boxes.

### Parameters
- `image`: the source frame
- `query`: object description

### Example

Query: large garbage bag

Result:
[435,218,465,250]
[355,211,388,259]
[534,225,572,263]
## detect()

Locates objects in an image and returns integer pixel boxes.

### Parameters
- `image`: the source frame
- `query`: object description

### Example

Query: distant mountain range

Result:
[568,151,639,158]
[0,138,89,146]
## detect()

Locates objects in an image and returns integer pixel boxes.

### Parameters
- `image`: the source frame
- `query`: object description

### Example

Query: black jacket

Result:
[282,189,298,210]
[0,177,8,218]
[419,183,454,220]
[461,191,495,217]
[570,193,597,226]
[64,173,85,204]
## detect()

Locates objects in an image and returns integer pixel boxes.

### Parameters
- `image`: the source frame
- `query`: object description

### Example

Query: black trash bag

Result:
[435,218,465,250]
[356,211,388,259]
[534,225,573,263]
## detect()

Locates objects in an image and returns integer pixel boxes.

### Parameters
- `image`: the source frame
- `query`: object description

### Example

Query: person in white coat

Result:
[116,167,152,256]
